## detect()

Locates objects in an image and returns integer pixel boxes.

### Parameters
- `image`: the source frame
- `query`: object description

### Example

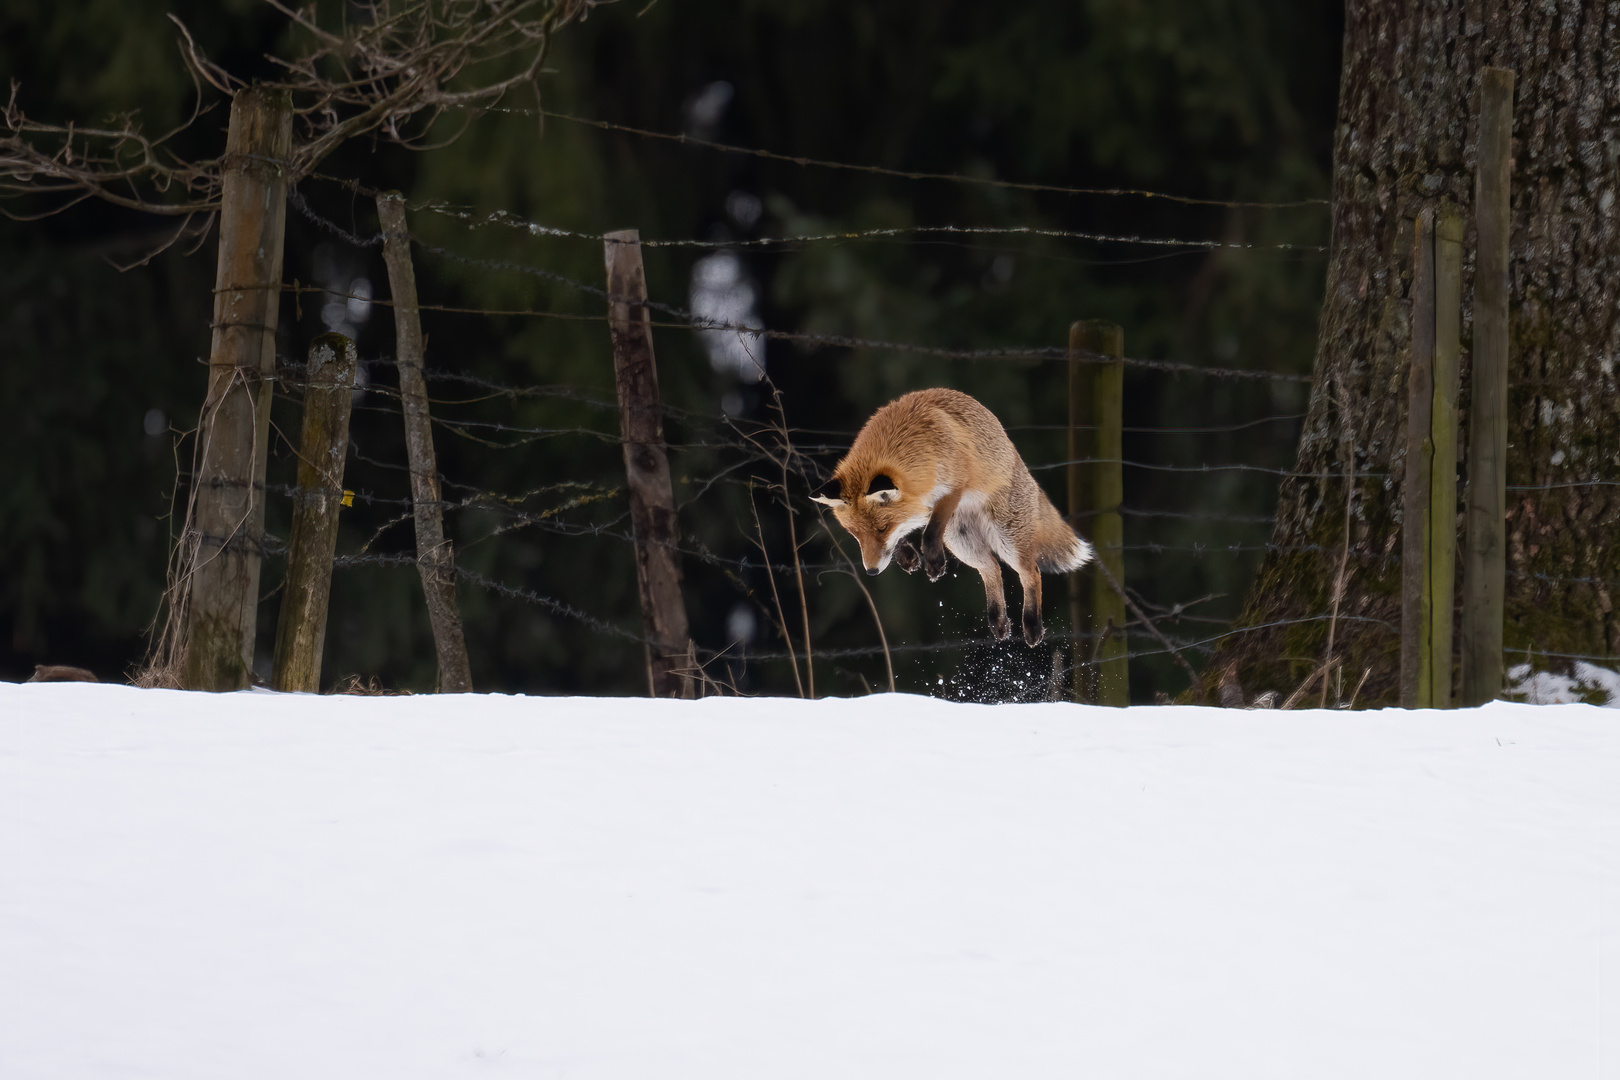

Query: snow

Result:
[3,683,1616,1079]
[1508,660,1620,706]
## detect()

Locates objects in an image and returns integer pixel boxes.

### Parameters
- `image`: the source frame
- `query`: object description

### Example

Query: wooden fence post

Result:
[1067,324,1088,702]
[1070,319,1128,707]
[1430,208,1464,708]
[183,85,293,691]
[1461,67,1514,707]
[377,191,474,693]
[604,229,694,699]
[271,333,357,692]
[1401,212,1436,708]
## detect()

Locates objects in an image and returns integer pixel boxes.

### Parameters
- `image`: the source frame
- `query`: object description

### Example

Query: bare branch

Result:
[1,1,606,224]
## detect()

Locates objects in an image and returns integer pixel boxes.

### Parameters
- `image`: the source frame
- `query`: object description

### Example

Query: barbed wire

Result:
[459,107,1333,212]
[1507,480,1620,491]
[300,173,1326,260]
[279,196,1320,384]
[258,181,1620,697]
[235,516,1620,678]
[424,200,1329,253]
[280,281,608,325]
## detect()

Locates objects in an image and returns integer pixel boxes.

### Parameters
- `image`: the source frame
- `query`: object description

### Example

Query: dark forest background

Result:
[1,0,1344,697]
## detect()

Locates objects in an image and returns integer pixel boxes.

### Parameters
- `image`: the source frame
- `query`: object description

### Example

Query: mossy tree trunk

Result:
[1211,0,1620,705]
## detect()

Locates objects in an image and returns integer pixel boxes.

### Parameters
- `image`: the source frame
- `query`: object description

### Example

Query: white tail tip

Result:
[1046,537,1093,574]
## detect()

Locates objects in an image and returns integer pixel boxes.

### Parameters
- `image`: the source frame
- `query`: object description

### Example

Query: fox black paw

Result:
[924,548,949,582]
[1021,608,1044,647]
[988,604,1012,641]
[895,539,921,574]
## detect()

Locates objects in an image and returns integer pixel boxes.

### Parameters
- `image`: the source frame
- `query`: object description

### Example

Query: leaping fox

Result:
[812,387,1092,646]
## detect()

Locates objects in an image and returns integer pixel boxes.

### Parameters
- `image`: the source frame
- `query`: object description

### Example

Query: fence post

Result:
[1070,319,1128,707]
[1401,211,1436,708]
[604,229,694,699]
[376,191,474,693]
[1067,324,1088,702]
[1430,208,1464,708]
[1461,67,1514,707]
[271,333,357,692]
[183,85,294,691]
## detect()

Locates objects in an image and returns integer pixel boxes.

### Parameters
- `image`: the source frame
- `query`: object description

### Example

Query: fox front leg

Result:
[894,536,922,573]
[920,489,964,582]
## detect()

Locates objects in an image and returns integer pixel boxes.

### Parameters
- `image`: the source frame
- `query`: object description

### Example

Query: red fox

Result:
[812,388,1092,646]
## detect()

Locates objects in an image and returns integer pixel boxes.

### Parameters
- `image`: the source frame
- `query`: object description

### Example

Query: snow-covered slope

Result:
[3,683,1615,1079]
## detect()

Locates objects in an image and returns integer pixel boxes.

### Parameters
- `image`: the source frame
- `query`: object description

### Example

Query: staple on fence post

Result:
[182,84,294,692]
[1071,320,1128,707]
[1430,208,1464,709]
[271,333,357,693]
[377,191,474,693]
[1401,210,1436,708]
[1461,67,1514,708]
[604,228,695,699]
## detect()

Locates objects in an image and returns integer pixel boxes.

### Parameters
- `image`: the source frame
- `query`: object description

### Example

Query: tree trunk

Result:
[1212,0,1620,705]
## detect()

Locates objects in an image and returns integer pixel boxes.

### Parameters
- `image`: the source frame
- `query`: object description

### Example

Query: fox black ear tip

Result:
[814,477,841,501]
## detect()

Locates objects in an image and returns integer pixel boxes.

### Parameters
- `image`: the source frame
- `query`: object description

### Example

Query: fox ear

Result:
[863,474,900,504]
[810,477,844,507]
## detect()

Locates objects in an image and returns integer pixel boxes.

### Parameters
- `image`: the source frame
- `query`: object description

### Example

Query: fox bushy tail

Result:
[1034,496,1093,574]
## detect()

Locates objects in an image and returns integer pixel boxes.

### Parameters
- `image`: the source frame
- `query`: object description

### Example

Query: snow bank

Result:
[3,683,1615,1079]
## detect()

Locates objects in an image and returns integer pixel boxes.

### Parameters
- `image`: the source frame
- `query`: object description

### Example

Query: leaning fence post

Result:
[377,191,474,693]
[182,84,294,691]
[604,229,694,699]
[1401,211,1436,708]
[1430,208,1464,708]
[1070,319,1128,706]
[1461,67,1514,707]
[271,333,357,693]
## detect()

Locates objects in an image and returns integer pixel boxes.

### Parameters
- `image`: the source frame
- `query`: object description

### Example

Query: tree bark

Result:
[1213,0,1620,705]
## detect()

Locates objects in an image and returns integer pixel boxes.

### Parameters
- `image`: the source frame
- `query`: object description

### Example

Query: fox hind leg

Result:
[1015,562,1044,646]
[970,560,1011,642]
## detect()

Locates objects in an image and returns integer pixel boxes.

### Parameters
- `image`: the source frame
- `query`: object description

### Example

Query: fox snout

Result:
[857,535,893,576]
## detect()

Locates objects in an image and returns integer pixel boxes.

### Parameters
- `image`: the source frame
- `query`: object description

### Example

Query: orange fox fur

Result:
[812,388,1092,646]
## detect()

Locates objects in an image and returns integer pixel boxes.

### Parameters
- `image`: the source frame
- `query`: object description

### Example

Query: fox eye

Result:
[866,474,897,496]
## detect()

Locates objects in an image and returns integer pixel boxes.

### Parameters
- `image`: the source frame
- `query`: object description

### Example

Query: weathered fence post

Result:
[376,191,474,693]
[1067,324,1087,702]
[1401,211,1436,708]
[271,333,357,692]
[1069,319,1128,707]
[183,85,293,691]
[1430,208,1464,708]
[1461,67,1514,707]
[604,229,694,699]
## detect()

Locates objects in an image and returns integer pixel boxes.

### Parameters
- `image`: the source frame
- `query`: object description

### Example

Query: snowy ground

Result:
[3,682,1616,1079]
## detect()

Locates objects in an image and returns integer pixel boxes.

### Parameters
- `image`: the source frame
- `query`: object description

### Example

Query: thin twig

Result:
[1090,557,1203,701]
[747,482,803,698]
[818,521,896,693]
[1281,660,1334,710]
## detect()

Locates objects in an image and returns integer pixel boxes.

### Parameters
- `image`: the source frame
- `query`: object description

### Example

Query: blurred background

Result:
[0,0,1342,697]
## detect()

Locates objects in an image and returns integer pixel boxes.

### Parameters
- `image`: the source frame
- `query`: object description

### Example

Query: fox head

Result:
[811,471,930,575]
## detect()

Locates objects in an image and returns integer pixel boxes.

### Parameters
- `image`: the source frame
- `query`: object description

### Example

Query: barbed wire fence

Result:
[153,106,1620,705]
